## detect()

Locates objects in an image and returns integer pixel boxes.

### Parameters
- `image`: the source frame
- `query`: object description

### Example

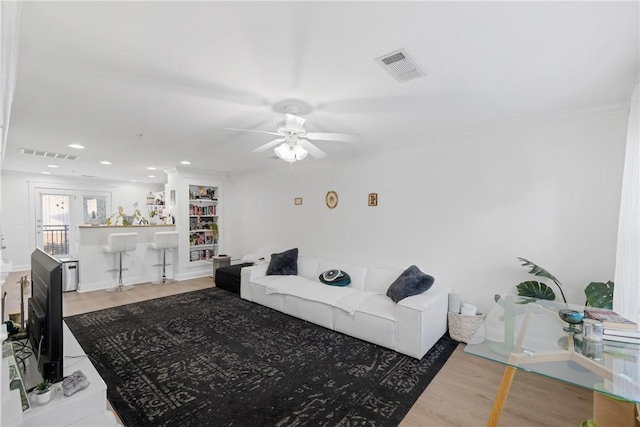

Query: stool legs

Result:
[152,249,174,285]
[106,251,136,292]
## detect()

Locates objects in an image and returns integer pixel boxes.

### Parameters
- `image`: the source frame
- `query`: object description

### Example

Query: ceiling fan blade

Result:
[251,138,285,153]
[285,114,306,130]
[297,140,327,159]
[222,127,282,137]
[304,132,360,143]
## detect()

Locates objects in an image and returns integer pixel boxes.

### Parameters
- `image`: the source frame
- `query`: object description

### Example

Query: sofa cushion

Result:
[284,279,359,305]
[365,266,404,294]
[297,257,320,279]
[319,269,351,287]
[349,294,397,321]
[333,291,378,315]
[386,265,434,303]
[263,275,309,295]
[266,248,298,275]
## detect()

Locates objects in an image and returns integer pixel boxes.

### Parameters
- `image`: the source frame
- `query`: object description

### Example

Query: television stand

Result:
[1,322,119,426]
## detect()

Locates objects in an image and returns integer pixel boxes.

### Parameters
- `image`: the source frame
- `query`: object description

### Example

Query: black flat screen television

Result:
[27,248,64,382]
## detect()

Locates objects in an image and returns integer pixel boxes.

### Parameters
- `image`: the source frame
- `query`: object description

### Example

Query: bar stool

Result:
[149,231,179,284]
[103,232,138,292]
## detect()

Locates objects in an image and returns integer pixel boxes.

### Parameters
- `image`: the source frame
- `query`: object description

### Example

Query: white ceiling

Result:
[4,1,639,182]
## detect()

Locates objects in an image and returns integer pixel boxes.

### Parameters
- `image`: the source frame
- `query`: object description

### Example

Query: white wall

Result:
[1,171,163,270]
[226,111,627,314]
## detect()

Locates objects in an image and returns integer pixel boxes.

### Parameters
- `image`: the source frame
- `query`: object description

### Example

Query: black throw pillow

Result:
[386,265,434,303]
[266,248,299,276]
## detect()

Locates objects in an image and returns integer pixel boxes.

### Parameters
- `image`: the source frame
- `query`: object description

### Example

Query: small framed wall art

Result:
[294,198,303,205]
[326,191,338,209]
[368,193,378,206]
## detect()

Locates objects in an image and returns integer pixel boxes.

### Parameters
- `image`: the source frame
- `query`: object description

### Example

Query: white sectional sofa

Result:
[240,256,451,359]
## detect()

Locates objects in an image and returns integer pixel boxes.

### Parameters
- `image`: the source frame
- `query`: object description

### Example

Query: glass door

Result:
[36,189,76,257]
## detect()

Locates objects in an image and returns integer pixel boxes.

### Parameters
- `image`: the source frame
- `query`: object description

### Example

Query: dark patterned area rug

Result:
[65,288,456,427]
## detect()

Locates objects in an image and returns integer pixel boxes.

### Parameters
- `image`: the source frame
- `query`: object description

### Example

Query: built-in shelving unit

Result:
[164,167,226,280]
[188,185,219,262]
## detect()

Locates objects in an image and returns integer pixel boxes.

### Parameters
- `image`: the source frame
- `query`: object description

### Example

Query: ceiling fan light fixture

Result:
[293,144,308,161]
[274,143,308,162]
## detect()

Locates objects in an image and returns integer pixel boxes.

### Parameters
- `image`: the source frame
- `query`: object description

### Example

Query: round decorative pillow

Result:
[319,269,351,287]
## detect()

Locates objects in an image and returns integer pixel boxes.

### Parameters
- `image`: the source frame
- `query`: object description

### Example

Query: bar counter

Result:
[76,224,177,292]
[78,224,176,229]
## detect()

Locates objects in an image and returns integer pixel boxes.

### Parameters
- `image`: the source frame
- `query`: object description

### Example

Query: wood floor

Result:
[61,276,214,317]
[9,272,594,426]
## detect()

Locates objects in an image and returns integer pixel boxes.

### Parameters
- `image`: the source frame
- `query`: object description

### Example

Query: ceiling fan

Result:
[224,105,360,162]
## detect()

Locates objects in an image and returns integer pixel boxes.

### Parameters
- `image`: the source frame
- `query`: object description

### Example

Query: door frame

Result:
[35,188,76,257]
[28,181,112,258]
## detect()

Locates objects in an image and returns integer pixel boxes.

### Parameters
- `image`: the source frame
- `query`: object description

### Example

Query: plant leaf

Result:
[516,281,556,300]
[584,281,614,309]
[517,258,560,283]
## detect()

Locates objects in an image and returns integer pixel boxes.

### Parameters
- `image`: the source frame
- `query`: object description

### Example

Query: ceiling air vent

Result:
[375,48,426,83]
[21,148,78,160]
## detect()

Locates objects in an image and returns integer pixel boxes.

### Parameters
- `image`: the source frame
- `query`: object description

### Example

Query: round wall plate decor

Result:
[326,191,338,209]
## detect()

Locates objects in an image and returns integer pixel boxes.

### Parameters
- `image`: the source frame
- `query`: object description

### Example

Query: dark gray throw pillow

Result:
[386,265,434,303]
[266,248,299,276]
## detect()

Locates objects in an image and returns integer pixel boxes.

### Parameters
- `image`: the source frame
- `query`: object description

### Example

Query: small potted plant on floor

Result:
[35,380,53,404]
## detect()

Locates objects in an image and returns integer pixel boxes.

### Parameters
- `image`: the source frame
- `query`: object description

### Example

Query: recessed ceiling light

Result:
[47,164,59,168]
[41,171,51,175]
[180,161,191,165]
[147,167,156,170]
[68,144,85,149]
[130,180,137,182]
[148,175,156,178]
[100,161,112,165]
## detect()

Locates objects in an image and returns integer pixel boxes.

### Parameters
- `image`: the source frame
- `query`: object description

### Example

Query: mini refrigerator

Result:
[57,258,79,292]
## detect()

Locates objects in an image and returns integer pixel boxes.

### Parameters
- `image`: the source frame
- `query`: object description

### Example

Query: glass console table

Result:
[464,295,640,427]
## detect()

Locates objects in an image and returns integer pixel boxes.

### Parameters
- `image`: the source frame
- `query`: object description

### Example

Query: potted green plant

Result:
[514,258,614,308]
[132,205,149,225]
[106,203,149,226]
[149,209,160,224]
[209,223,219,244]
[106,206,128,226]
[34,380,52,404]
[584,281,614,309]
[516,258,566,303]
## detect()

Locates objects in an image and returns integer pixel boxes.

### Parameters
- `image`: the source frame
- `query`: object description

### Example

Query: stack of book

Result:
[584,308,640,344]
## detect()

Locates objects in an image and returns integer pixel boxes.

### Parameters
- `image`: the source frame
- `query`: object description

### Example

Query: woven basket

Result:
[448,312,484,343]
